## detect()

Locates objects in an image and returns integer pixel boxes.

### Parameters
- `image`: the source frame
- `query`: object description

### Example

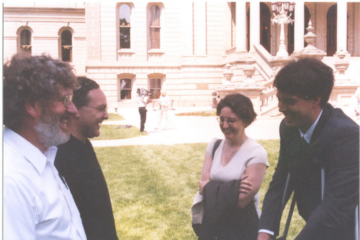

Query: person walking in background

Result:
[3,54,86,239]
[192,93,269,240]
[258,58,359,240]
[155,90,171,130]
[55,77,118,240]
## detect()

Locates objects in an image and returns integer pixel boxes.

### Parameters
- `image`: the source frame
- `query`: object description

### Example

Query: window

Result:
[149,5,161,49]
[20,29,31,55]
[61,30,72,62]
[119,4,131,49]
[149,78,161,99]
[120,79,132,99]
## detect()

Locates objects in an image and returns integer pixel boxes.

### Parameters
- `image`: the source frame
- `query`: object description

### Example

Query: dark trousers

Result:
[139,107,147,132]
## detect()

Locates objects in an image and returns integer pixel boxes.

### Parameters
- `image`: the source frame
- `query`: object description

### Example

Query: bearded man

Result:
[4,54,87,239]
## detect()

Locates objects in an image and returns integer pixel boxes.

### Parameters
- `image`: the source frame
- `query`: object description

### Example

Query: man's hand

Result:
[198,171,210,195]
[257,232,272,240]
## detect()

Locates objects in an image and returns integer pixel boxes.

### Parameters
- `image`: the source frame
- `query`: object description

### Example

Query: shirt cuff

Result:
[259,229,274,236]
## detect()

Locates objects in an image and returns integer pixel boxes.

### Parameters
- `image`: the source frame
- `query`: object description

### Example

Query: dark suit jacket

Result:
[197,180,259,240]
[259,104,359,240]
[55,135,118,240]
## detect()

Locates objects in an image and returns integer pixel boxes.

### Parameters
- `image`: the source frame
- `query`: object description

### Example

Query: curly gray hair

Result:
[3,53,78,130]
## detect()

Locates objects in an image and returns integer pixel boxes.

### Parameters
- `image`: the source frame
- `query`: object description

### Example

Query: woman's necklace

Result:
[226,141,242,156]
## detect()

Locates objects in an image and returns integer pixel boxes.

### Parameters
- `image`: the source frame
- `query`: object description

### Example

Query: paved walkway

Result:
[91,107,360,147]
[91,107,284,147]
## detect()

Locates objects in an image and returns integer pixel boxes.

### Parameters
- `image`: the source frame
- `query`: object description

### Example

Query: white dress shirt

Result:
[138,95,148,107]
[4,127,87,240]
[259,110,323,236]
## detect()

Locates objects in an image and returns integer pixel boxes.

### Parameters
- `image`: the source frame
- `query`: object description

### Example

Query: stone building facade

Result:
[4,2,360,113]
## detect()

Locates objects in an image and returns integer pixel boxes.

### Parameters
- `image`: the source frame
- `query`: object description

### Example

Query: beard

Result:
[34,109,70,149]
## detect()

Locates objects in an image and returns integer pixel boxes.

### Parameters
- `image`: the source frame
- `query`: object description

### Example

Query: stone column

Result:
[236,1,247,53]
[250,0,260,52]
[196,2,207,56]
[337,1,348,53]
[294,1,305,52]
[182,2,193,56]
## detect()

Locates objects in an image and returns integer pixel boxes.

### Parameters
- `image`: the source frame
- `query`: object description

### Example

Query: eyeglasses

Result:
[59,94,73,107]
[217,117,239,124]
[87,105,108,114]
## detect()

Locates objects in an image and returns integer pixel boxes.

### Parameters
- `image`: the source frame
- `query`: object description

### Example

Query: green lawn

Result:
[94,125,148,140]
[95,141,305,240]
[105,113,125,121]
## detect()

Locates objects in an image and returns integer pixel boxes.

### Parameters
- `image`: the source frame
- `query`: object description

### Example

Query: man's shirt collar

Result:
[4,127,58,174]
[299,109,323,143]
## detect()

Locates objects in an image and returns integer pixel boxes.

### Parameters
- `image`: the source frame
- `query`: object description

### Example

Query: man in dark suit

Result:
[55,77,118,240]
[258,58,359,240]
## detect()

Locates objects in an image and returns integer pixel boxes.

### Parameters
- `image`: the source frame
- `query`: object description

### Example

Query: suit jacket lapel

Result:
[309,104,332,146]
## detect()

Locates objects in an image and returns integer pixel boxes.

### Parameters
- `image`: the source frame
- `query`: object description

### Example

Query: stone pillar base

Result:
[329,84,360,115]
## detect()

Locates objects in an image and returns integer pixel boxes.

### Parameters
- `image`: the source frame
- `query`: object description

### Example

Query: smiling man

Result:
[258,58,359,240]
[55,77,118,240]
[4,54,86,239]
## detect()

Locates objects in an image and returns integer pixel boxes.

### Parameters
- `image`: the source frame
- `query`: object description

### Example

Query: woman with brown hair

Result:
[192,93,269,240]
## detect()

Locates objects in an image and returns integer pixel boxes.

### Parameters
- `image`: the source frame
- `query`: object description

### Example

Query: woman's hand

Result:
[198,171,210,195]
[239,174,252,194]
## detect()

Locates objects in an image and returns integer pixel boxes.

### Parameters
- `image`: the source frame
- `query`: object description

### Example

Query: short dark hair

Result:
[3,54,77,130]
[72,77,99,108]
[273,58,334,108]
[216,93,257,127]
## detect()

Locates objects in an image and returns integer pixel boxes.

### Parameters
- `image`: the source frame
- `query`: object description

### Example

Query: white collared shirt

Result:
[4,127,87,240]
[299,110,323,143]
[138,95,148,107]
[259,110,323,236]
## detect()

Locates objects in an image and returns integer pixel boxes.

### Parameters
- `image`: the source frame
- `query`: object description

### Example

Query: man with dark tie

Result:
[258,58,359,240]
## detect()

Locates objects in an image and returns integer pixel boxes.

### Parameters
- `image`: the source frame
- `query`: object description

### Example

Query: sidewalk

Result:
[91,107,360,147]
[91,107,283,147]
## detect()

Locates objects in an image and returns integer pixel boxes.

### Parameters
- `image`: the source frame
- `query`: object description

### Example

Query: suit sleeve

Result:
[258,120,293,236]
[295,125,359,239]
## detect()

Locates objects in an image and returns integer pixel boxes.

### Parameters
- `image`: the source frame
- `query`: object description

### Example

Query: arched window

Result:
[149,78,161,99]
[20,29,31,55]
[119,4,131,49]
[61,30,72,62]
[149,5,161,49]
[120,78,132,99]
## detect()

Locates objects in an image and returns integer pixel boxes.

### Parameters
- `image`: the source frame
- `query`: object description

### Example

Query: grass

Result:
[176,110,216,117]
[95,141,305,240]
[105,113,125,121]
[94,125,148,140]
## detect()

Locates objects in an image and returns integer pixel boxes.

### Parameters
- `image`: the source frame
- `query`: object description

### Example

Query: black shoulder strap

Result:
[212,139,222,158]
